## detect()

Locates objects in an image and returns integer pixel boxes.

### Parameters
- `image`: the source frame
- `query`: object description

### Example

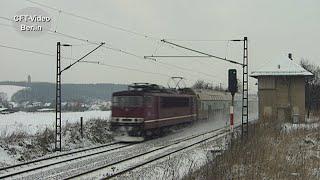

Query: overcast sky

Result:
[1,0,320,92]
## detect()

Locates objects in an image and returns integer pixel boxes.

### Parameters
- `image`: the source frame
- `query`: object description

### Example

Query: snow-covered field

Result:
[0,111,111,136]
[0,85,27,101]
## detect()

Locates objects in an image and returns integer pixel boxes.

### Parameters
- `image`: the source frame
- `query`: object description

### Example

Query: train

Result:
[110,83,257,142]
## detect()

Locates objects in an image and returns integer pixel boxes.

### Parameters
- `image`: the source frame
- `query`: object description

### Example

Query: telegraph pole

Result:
[242,37,249,138]
[230,37,249,138]
[55,42,105,152]
[55,42,62,152]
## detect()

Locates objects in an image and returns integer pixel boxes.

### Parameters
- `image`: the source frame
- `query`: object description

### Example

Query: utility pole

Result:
[55,42,105,152]
[241,37,249,138]
[55,42,62,152]
[230,37,249,138]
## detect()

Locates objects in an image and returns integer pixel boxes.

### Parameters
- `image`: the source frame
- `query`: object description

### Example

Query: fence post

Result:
[80,117,83,138]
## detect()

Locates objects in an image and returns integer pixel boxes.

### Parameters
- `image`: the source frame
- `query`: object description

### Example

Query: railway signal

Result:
[228,69,237,132]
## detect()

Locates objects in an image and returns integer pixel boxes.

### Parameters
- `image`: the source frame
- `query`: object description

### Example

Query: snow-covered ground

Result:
[0,111,111,136]
[0,85,27,101]
[0,147,17,167]
[282,122,320,132]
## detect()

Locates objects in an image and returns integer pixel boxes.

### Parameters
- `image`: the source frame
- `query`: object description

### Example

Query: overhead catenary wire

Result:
[0,16,148,60]
[26,0,243,80]
[0,15,226,84]
[0,42,211,84]
[0,43,56,57]
[1,15,231,72]
[0,17,220,82]
[148,40,226,80]
[25,0,161,41]
[0,42,171,79]
[163,38,231,42]
[0,42,202,84]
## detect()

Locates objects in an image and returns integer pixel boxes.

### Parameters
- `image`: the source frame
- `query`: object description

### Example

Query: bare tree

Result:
[300,59,320,117]
[193,80,226,91]
[0,92,8,108]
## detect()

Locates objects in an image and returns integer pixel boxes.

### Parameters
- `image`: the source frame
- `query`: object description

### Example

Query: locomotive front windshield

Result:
[112,96,143,107]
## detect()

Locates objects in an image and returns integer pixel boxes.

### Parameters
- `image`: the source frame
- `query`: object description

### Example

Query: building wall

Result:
[258,76,305,122]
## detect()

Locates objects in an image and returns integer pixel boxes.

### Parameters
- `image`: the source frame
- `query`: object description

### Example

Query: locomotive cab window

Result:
[112,96,143,107]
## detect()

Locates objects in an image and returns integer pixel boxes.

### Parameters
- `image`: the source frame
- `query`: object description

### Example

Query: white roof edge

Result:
[250,55,314,77]
[250,71,313,77]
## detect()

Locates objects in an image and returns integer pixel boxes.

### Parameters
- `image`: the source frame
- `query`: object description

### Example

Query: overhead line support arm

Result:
[160,39,243,66]
[60,42,105,74]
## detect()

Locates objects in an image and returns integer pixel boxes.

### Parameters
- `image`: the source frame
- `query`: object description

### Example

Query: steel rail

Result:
[65,126,229,179]
[0,143,136,179]
[0,141,119,172]
[106,130,228,179]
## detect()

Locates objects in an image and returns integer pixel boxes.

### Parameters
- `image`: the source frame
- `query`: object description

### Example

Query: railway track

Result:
[0,141,135,179]
[66,126,232,179]
[0,125,239,179]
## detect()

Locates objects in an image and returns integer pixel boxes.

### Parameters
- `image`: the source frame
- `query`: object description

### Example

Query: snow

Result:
[281,122,320,132]
[251,54,313,77]
[0,108,8,111]
[0,147,17,166]
[0,85,27,101]
[0,111,111,135]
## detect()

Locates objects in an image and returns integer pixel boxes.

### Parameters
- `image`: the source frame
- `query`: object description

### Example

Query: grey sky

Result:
[1,0,320,92]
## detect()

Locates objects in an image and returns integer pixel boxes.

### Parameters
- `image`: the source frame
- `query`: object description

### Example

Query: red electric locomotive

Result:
[111,83,196,142]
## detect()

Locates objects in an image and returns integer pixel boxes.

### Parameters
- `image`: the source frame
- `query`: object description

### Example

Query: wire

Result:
[0,43,55,57]
[0,16,149,61]
[98,62,170,78]
[54,10,62,32]
[225,40,230,59]
[0,16,223,83]
[25,0,160,41]
[0,42,170,79]
[164,38,231,42]
[0,42,82,62]
[0,22,12,28]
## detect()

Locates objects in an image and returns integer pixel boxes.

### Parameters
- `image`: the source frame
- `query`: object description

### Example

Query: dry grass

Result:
[187,118,320,180]
[0,118,112,162]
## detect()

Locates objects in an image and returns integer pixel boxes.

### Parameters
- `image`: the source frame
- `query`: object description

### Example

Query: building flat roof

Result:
[251,55,313,77]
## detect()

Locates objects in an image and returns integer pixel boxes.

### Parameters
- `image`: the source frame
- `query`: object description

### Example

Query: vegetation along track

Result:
[67,126,235,179]
[0,141,134,179]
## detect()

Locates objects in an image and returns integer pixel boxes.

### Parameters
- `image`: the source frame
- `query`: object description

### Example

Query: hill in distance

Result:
[0,81,128,103]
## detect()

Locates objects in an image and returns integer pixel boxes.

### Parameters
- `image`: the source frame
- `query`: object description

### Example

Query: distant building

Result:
[44,102,52,107]
[251,54,313,123]
[31,102,42,107]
